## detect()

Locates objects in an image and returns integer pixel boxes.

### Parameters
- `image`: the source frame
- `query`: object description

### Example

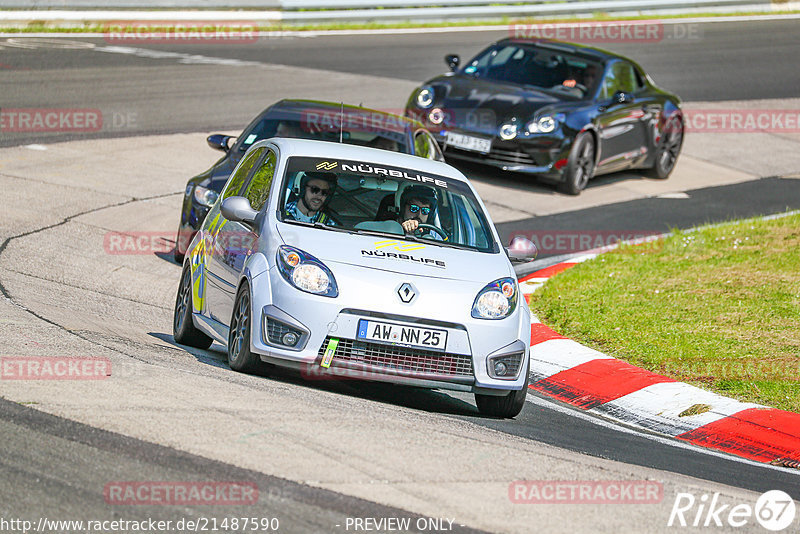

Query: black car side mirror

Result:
[207,134,233,152]
[445,54,460,71]
[613,91,634,104]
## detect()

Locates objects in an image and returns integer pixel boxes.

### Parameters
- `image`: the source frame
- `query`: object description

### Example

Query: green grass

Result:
[529,213,800,413]
[2,11,800,34]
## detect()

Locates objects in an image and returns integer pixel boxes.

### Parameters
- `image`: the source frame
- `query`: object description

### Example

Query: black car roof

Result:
[264,99,424,131]
[498,37,624,63]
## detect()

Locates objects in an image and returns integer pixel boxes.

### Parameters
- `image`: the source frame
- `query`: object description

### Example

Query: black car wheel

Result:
[560,132,595,195]
[649,114,684,179]
[227,283,263,373]
[474,362,529,418]
[173,264,213,349]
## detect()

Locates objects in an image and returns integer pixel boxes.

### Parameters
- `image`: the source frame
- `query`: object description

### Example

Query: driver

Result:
[398,185,443,241]
[284,172,338,225]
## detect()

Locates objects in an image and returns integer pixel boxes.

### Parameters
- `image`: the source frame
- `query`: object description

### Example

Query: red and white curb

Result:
[519,253,800,468]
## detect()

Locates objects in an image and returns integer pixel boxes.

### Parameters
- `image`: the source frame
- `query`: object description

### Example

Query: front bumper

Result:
[405,107,572,180]
[434,129,569,180]
[248,267,530,394]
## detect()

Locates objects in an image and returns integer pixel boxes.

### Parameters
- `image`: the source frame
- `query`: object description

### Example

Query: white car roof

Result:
[266,137,469,184]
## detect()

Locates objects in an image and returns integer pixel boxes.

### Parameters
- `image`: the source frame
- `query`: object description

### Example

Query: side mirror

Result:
[612,91,633,104]
[221,196,258,226]
[207,134,233,152]
[505,236,537,264]
[445,54,460,71]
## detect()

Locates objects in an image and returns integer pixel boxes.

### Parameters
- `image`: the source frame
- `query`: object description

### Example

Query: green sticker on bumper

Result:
[321,338,339,368]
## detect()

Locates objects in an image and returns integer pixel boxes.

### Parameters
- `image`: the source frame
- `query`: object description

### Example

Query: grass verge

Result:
[1,11,800,34]
[528,213,800,413]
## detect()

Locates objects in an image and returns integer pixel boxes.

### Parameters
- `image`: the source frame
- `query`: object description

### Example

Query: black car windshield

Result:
[462,43,603,98]
[236,110,410,154]
[278,156,498,253]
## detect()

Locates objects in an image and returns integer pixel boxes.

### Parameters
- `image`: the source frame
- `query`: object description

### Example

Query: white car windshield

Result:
[278,156,499,253]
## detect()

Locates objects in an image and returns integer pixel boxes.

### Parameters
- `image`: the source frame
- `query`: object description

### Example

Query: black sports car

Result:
[175,99,443,261]
[405,38,684,195]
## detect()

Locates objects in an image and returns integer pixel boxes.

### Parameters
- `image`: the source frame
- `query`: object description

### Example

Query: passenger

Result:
[275,121,304,138]
[398,185,443,240]
[581,64,600,90]
[284,172,337,225]
[368,136,400,152]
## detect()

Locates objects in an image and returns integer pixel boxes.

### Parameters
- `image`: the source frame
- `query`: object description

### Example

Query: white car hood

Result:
[276,222,511,283]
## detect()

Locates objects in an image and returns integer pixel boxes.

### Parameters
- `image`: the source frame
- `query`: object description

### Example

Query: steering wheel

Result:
[414,223,448,240]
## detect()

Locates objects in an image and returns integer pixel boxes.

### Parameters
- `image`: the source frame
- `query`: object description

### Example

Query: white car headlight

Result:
[292,264,330,294]
[471,278,518,320]
[277,245,338,297]
[415,86,435,109]
[193,185,219,208]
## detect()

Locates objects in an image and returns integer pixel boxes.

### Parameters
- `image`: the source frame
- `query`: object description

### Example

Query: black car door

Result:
[595,60,650,172]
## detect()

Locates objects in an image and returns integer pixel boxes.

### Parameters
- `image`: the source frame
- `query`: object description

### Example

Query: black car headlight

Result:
[499,122,519,140]
[526,113,565,134]
[277,245,338,297]
[471,277,518,320]
[193,185,219,208]
[428,107,446,125]
[415,86,435,109]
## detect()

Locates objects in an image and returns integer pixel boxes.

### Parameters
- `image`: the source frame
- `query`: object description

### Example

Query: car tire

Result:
[475,362,529,418]
[648,114,684,180]
[227,283,263,373]
[173,264,213,349]
[560,132,595,195]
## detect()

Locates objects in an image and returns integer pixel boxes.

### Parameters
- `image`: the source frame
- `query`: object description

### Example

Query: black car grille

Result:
[487,146,538,166]
[317,336,473,379]
[445,145,538,166]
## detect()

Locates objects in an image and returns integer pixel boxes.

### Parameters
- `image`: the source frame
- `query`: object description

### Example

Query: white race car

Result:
[173,138,536,417]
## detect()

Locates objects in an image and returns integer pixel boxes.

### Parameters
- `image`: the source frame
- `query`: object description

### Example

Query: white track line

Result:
[525,394,800,475]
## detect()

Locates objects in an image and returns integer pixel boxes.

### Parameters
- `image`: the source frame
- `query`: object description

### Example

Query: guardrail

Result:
[0,0,789,26]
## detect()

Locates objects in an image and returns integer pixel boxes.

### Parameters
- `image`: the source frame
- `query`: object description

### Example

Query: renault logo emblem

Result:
[397,282,417,304]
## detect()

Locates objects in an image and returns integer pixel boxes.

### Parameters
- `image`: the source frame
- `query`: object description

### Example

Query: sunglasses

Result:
[308,186,331,196]
[408,204,431,216]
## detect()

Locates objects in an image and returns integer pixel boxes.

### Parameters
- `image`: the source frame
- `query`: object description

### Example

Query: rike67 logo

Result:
[668,490,796,531]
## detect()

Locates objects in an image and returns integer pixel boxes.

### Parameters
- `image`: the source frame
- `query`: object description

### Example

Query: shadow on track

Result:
[149,332,480,417]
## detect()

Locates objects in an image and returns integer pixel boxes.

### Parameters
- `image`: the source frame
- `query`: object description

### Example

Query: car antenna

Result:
[339,102,344,143]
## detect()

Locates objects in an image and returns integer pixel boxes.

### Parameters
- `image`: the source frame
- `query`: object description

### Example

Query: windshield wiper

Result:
[283,219,339,232]
[354,228,404,239]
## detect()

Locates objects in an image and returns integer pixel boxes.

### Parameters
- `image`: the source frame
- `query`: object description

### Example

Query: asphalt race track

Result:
[1,17,800,533]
